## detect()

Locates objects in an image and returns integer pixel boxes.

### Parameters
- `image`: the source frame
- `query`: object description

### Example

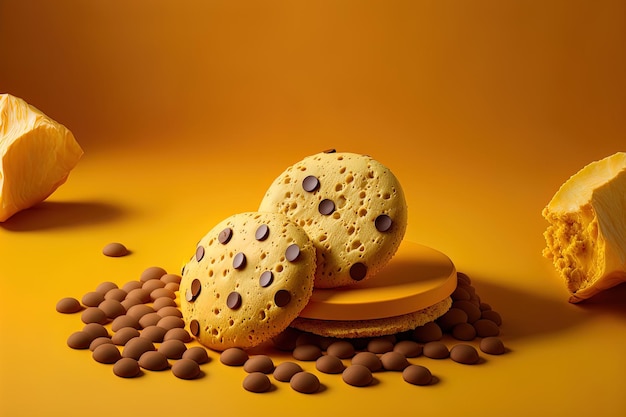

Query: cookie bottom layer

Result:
[290,297,451,338]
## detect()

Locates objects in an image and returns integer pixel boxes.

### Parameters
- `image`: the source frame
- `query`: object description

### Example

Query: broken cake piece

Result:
[542,152,626,303]
[0,94,83,222]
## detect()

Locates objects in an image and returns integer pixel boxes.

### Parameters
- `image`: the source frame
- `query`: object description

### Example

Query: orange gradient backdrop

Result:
[1,1,625,417]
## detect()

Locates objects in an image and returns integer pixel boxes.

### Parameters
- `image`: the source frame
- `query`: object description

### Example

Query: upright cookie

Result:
[179,212,316,351]
[259,151,408,288]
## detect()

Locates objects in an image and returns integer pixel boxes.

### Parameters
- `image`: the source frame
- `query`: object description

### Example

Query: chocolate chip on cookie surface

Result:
[179,212,316,351]
[259,151,408,288]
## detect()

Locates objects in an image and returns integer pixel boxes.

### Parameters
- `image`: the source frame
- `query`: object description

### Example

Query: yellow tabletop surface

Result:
[1,1,625,417]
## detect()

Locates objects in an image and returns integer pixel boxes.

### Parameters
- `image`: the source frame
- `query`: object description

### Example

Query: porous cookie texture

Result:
[179,212,316,351]
[259,150,408,288]
[291,297,451,338]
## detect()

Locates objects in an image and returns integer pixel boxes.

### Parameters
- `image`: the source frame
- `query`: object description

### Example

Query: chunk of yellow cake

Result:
[542,152,626,302]
[0,94,83,222]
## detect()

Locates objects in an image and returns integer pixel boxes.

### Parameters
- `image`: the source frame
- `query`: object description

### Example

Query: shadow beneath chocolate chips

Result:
[0,200,126,231]
[466,276,597,340]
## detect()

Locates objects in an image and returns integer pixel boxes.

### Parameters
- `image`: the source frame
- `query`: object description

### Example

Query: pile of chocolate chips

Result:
[58,262,507,393]
[57,266,209,380]
[217,271,508,393]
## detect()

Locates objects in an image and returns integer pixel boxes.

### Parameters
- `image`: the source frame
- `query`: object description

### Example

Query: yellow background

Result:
[1,1,625,416]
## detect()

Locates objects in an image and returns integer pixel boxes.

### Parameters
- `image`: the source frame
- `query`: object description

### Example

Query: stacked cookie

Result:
[179,150,450,351]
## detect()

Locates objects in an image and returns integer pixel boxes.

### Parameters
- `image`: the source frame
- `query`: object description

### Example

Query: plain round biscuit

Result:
[290,297,451,338]
[179,212,316,351]
[259,151,407,288]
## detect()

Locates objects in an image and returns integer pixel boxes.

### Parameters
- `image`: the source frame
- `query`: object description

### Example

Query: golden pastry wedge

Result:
[0,94,83,221]
[542,152,626,302]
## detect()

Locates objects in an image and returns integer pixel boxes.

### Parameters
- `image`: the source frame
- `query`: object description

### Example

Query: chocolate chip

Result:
[326,341,355,359]
[218,227,233,244]
[182,346,210,364]
[190,278,202,301]
[160,273,181,284]
[156,316,185,331]
[113,357,141,378]
[380,351,410,371]
[479,337,506,355]
[323,148,336,153]
[351,351,382,372]
[149,287,176,301]
[227,291,242,309]
[315,355,345,374]
[81,307,108,325]
[140,266,167,282]
[172,358,201,380]
[89,337,113,351]
[243,355,275,374]
[122,307,149,324]
[81,291,105,307]
[98,299,126,319]
[292,344,322,361]
[195,245,205,262]
[273,362,303,382]
[243,372,271,393]
[302,175,320,192]
[274,290,291,307]
[95,281,119,295]
[450,344,480,364]
[255,224,270,241]
[189,319,200,336]
[342,364,373,387]
[481,309,503,326]
[374,214,393,232]
[82,323,109,339]
[349,263,367,281]
[138,351,170,371]
[318,199,335,215]
[140,326,167,343]
[111,314,145,332]
[122,337,155,360]
[56,297,82,314]
[473,319,500,337]
[102,242,129,257]
[290,371,320,394]
[220,347,249,366]
[412,322,443,343]
[138,312,162,328]
[285,244,301,262]
[393,340,422,358]
[423,341,450,359]
[367,337,394,354]
[67,331,93,350]
[259,271,273,287]
[164,328,193,343]
[158,339,187,359]
[233,252,247,269]
[402,365,432,386]
[451,322,476,341]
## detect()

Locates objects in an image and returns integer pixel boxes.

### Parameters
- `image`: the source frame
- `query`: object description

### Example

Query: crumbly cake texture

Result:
[179,212,317,350]
[542,152,626,302]
[259,151,408,288]
[291,297,452,338]
[0,94,83,221]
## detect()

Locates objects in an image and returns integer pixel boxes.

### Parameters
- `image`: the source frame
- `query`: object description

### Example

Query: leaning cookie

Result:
[290,297,451,339]
[179,212,316,351]
[259,150,408,288]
